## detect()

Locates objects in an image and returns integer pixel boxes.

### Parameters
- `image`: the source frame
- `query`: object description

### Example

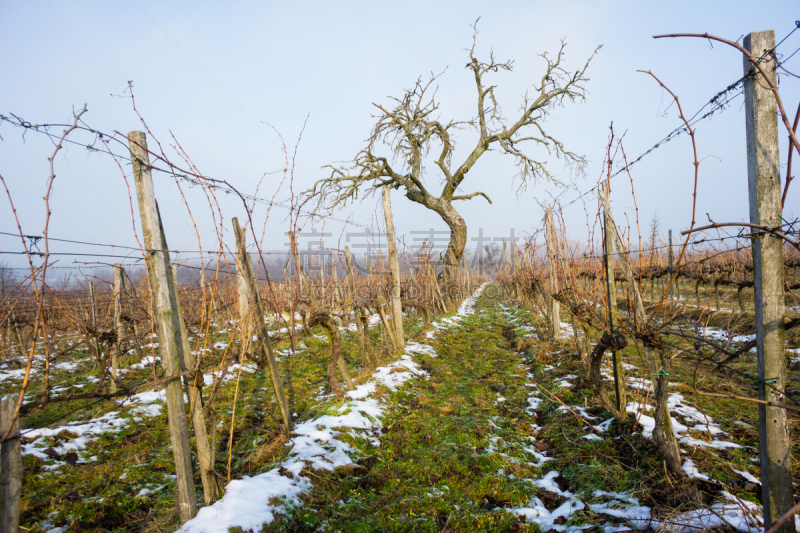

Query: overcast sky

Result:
[1,1,798,275]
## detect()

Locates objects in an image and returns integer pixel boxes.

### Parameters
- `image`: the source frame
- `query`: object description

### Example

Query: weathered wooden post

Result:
[111,264,126,393]
[236,238,254,361]
[600,183,627,414]
[668,230,674,300]
[89,281,98,331]
[288,230,318,306]
[331,256,343,305]
[88,281,102,362]
[374,281,399,350]
[168,262,221,505]
[0,394,21,533]
[382,186,405,347]
[743,29,794,532]
[128,130,196,521]
[544,207,561,339]
[547,218,580,354]
[345,247,369,367]
[695,280,701,308]
[320,250,326,290]
[513,244,523,302]
[234,218,293,428]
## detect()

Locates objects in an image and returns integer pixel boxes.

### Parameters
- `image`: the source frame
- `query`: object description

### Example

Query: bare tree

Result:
[0,263,17,299]
[483,243,502,274]
[648,213,661,259]
[308,23,598,309]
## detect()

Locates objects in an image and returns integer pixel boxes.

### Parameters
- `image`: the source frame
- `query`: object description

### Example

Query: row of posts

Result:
[4,129,410,527]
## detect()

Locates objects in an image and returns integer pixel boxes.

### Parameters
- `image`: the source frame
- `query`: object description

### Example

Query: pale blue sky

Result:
[0,1,798,272]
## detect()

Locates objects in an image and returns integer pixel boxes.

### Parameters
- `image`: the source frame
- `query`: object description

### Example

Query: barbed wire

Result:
[557,22,800,211]
[0,115,373,230]
[0,228,388,259]
[571,233,755,262]
[4,226,790,272]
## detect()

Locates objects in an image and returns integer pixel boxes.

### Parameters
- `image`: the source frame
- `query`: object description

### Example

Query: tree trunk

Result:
[648,341,683,477]
[599,189,683,477]
[441,214,468,312]
[589,333,628,423]
[309,312,352,394]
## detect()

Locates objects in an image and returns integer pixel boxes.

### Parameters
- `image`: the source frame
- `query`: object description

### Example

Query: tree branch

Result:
[452,191,493,204]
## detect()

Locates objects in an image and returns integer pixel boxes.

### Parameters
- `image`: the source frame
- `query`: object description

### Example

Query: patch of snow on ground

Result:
[21,386,168,467]
[682,459,710,480]
[405,342,438,358]
[627,393,741,450]
[178,354,416,532]
[22,411,129,462]
[424,283,487,338]
[512,497,586,532]
[652,491,762,533]
[176,282,490,533]
[130,355,159,370]
[588,491,652,530]
[732,468,760,485]
[534,471,573,497]
[699,327,755,344]
[0,368,36,382]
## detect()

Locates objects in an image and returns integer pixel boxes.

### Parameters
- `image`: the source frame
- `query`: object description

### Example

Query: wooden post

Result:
[668,230,674,300]
[544,207,561,339]
[89,281,98,331]
[366,252,397,352]
[112,264,125,393]
[128,130,196,521]
[552,221,584,360]
[695,281,700,308]
[88,281,102,361]
[320,250,325,289]
[512,245,522,302]
[600,184,627,413]
[89,281,106,385]
[233,218,292,429]
[127,274,139,338]
[288,230,318,306]
[744,29,794,532]
[431,262,445,313]
[236,238,254,361]
[382,186,405,346]
[0,395,21,533]
[345,247,368,367]
[331,257,343,305]
[168,262,221,505]
[511,241,517,273]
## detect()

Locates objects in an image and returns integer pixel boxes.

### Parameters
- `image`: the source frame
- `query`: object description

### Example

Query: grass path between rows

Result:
[271,291,566,532]
[267,286,773,533]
